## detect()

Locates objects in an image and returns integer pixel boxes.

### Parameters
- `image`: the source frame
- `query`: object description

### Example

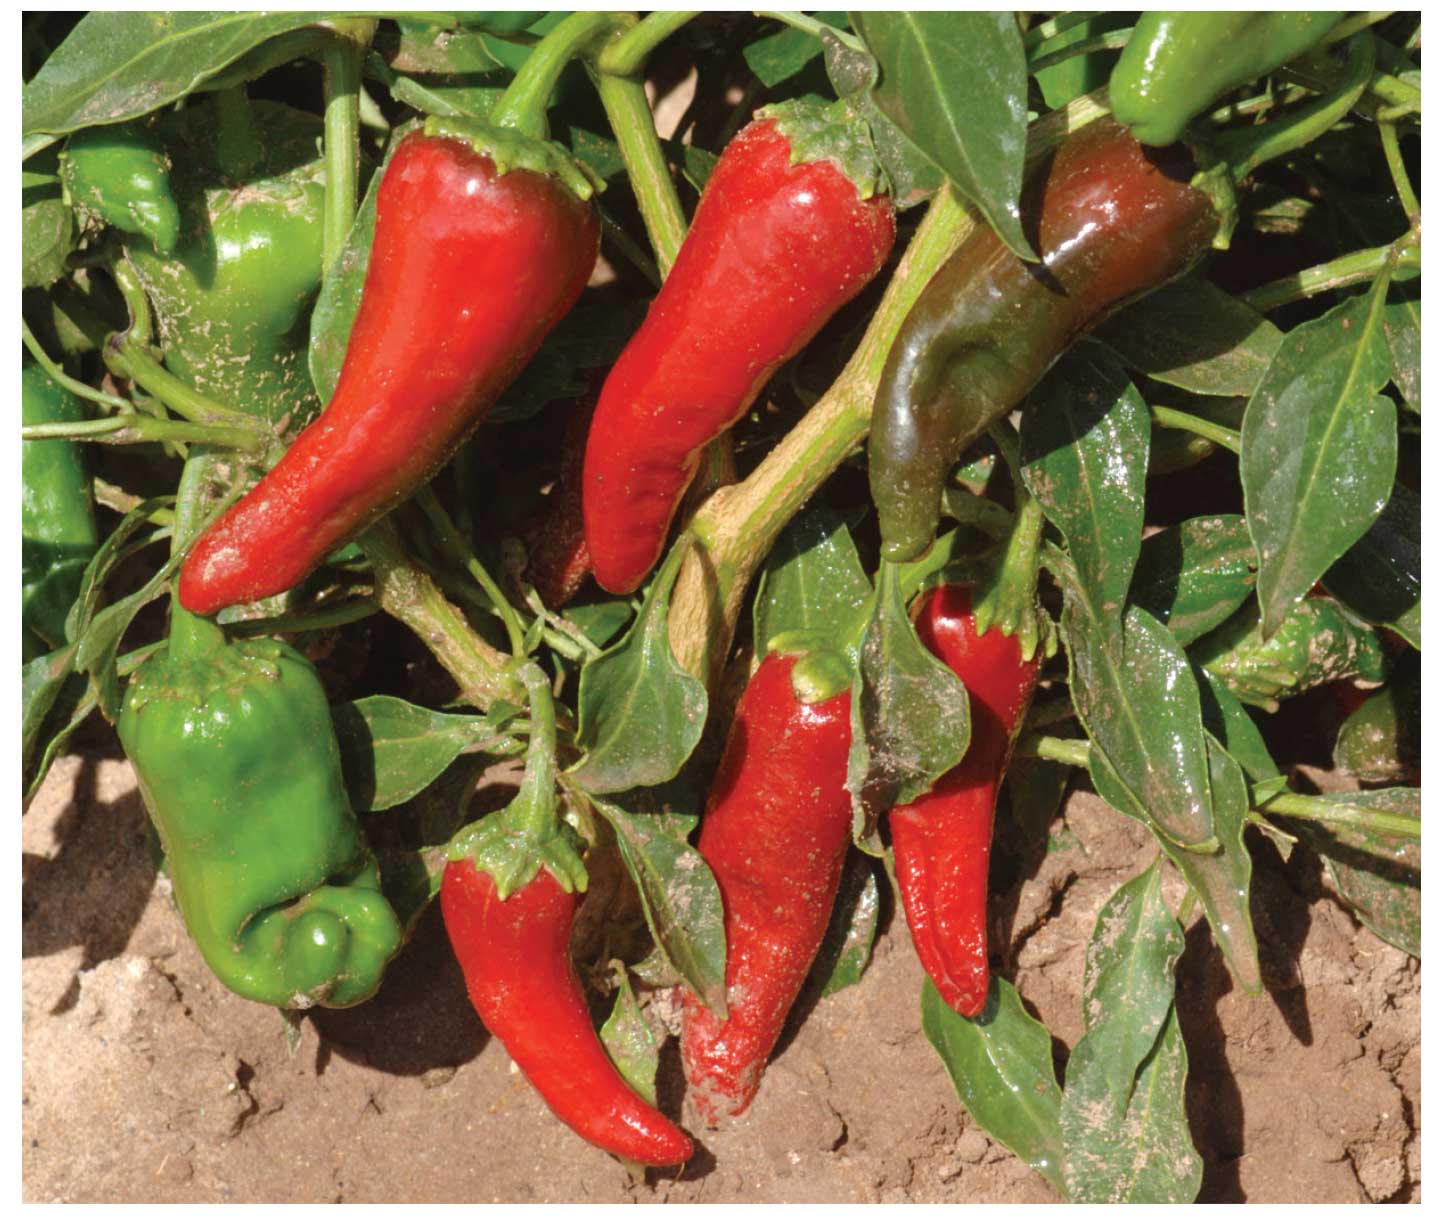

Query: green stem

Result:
[505,660,559,841]
[321,25,371,274]
[1377,117,1420,220]
[1149,406,1242,454]
[226,597,380,638]
[21,319,132,413]
[972,425,1045,655]
[1176,888,1199,927]
[1256,788,1420,841]
[755,11,864,54]
[358,518,524,710]
[167,449,229,660]
[93,478,176,525]
[1016,733,1090,768]
[1027,29,1131,75]
[211,87,266,181]
[104,339,271,447]
[1240,240,1420,312]
[22,414,259,449]
[596,10,698,77]
[1323,11,1394,45]
[433,567,588,664]
[490,11,634,140]
[593,72,688,272]
[1023,10,1103,50]
[415,487,528,657]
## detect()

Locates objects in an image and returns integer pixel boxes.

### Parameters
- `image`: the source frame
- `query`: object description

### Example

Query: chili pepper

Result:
[124,96,328,424]
[21,356,98,661]
[1109,11,1343,147]
[1332,654,1419,786]
[440,858,694,1166]
[178,117,600,615]
[59,119,181,254]
[523,389,596,609]
[888,584,1039,1018]
[680,649,854,1124]
[117,625,402,1008]
[869,116,1218,562]
[582,99,896,595]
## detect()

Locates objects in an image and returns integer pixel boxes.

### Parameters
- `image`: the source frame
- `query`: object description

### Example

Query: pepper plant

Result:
[20,10,1420,1202]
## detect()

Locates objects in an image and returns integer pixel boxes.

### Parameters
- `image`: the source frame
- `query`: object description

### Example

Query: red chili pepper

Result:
[440,859,694,1167]
[680,651,854,1124]
[889,584,1041,1017]
[179,126,600,615]
[582,104,896,595]
[522,389,596,610]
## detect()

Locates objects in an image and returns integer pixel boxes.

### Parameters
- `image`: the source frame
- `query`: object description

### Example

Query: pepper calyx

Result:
[759,97,889,201]
[421,115,600,201]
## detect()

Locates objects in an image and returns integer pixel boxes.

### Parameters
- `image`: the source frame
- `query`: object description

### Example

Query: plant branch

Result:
[1241,239,1420,312]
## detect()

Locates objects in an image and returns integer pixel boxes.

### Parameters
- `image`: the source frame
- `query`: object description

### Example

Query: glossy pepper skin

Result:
[888,585,1040,1018]
[583,104,896,594]
[117,636,402,1008]
[680,652,854,1124]
[869,116,1218,562]
[1109,11,1343,147]
[21,357,99,661]
[523,389,596,609]
[126,100,327,424]
[440,859,694,1166]
[59,120,181,253]
[179,127,600,615]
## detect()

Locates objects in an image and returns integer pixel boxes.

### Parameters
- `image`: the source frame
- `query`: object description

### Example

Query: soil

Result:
[22,744,1420,1204]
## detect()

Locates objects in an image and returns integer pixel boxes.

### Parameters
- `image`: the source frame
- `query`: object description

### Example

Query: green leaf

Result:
[1063,590,1215,849]
[743,14,847,86]
[1021,344,1151,646]
[23,11,338,135]
[1031,12,1133,110]
[599,967,662,1105]
[22,147,74,288]
[922,977,1066,1196]
[570,540,708,794]
[1096,277,1283,398]
[1130,515,1258,646]
[65,497,173,648]
[853,11,1032,258]
[1194,670,1279,785]
[74,551,185,721]
[1381,282,1420,412]
[1106,1007,1202,1202]
[1293,789,1420,957]
[1061,860,1197,1203]
[752,503,871,659]
[22,642,84,799]
[591,794,727,1017]
[332,694,519,813]
[846,566,969,847]
[1242,287,1397,637]
[807,851,880,998]
[1324,481,1420,649]
[563,594,632,649]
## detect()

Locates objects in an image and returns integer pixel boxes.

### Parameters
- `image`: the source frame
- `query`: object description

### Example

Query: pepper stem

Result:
[971,425,1045,658]
[490,11,635,141]
[320,20,374,273]
[167,448,228,661]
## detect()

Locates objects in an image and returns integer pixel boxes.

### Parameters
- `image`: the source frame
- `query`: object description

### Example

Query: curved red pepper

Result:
[680,652,854,1124]
[179,129,599,615]
[440,859,694,1167]
[582,114,896,595]
[889,585,1041,1017]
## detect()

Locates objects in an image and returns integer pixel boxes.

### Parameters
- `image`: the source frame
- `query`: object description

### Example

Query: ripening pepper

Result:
[680,650,854,1124]
[124,95,328,425]
[523,388,597,610]
[1109,11,1343,147]
[179,117,600,615]
[441,858,695,1166]
[21,355,98,661]
[117,626,402,1008]
[869,116,1218,562]
[59,119,181,253]
[888,585,1039,1018]
[582,99,896,595]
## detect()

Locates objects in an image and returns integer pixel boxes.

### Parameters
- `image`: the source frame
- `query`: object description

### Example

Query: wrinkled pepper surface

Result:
[681,650,854,1124]
[583,99,896,594]
[180,117,599,615]
[441,858,695,1166]
[1109,11,1343,147]
[869,115,1218,562]
[888,585,1039,1018]
[118,630,402,1008]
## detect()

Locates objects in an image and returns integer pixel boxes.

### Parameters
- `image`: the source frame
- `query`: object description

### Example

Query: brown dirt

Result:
[22,750,1419,1204]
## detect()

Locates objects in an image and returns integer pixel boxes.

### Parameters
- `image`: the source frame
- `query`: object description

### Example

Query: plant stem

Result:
[358,518,524,710]
[663,89,1113,683]
[21,321,131,412]
[1323,11,1394,45]
[166,450,229,661]
[103,339,272,448]
[1027,29,1131,75]
[755,11,863,54]
[506,660,559,841]
[491,11,634,140]
[93,478,175,525]
[596,10,698,77]
[415,487,528,656]
[22,414,259,449]
[225,597,380,638]
[1241,239,1421,312]
[321,23,372,273]
[593,72,687,271]
[1377,117,1420,220]
[1017,733,1091,768]
[1022,10,1104,50]
[1149,406,1242,454]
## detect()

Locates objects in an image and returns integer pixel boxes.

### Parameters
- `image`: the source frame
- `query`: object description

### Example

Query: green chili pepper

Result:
[1109,11,1343,147]
[21,355,98,662]
[59,120,182,254]
[125,95,328,425]
[117,620,402,1008]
